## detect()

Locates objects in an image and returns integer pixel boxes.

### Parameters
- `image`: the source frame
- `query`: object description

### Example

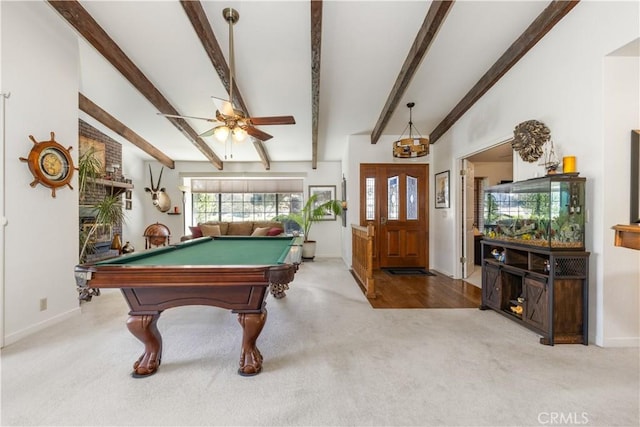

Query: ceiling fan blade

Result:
[158,113,218,123]
[244,126,273,142]
[248,116,296,126]
[199,127,218,137]
[211,96,235,117]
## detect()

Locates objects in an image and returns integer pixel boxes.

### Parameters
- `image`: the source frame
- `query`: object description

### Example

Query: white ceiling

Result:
[68,1,550,167]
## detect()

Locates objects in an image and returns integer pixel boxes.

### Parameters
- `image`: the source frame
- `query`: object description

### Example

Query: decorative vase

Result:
[111,233,122,253]
[121,241,135,254]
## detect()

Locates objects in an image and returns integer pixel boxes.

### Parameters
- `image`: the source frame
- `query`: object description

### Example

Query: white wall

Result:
[473,162,512,186]
[430,1,639,346]
[602,52,640,347]
[2,1,81,345]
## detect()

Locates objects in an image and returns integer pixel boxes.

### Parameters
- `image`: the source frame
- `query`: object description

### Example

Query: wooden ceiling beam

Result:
[370,0,454,144]
[79,94,175,169]
[180,0,271,170]
[310,0,322,169]
[48,0,223,170]
[429,0,579,143]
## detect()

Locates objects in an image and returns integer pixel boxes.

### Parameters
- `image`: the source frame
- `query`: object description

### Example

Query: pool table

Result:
[74,236,302,377]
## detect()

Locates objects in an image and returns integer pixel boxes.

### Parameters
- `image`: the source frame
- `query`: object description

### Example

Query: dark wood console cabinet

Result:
[480,240,589,345]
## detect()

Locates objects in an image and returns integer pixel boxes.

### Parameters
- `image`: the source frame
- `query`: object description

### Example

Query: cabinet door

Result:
[523,277,549,332]
[483,264,501,309]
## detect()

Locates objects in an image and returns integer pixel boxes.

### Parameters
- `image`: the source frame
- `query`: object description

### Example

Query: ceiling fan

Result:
[160,7,295,143]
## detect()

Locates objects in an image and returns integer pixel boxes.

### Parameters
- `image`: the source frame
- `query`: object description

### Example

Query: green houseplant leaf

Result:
[274,193,342,242]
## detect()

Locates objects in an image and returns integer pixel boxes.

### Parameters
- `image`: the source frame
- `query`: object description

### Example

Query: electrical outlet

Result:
[39,298,47,311]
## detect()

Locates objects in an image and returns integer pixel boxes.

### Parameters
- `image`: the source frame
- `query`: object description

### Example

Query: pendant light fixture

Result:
[392,102,429,158]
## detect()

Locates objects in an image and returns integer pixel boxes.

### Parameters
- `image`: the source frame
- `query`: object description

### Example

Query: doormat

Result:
[383,268,435,276]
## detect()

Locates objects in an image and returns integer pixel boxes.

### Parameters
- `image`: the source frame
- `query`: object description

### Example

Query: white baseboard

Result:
[602,336,640,348]
[3,306,81,347]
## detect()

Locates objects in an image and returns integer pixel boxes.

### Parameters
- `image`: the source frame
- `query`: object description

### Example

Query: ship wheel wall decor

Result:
[19,132,75,198]
[511,120,551,162]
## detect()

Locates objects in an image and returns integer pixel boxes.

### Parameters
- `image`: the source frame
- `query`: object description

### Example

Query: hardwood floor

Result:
[360,270,482,309]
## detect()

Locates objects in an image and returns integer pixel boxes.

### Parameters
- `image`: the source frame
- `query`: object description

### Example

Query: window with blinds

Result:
[188,178,304,223]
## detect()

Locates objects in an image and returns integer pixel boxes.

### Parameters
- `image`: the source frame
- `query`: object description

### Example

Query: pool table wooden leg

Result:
[269,283,289,299]
[127,313,163,378]
[237,310,267,376]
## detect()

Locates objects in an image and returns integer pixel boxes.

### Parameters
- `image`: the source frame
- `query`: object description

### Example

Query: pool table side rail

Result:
[75,264,296,288]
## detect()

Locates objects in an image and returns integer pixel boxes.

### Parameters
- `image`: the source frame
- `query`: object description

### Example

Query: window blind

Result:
[190,178,303,193]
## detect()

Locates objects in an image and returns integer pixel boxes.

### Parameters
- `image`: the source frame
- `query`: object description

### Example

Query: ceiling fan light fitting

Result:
[231,126,248,142]
[213,125,230,142]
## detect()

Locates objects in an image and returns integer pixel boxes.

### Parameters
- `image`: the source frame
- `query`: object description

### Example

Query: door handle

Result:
[381,217,387,225]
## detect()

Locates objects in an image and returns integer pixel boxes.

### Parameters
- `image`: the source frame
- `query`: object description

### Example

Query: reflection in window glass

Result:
[366,178,375,220]
[407,176,418,220]
[388,176,399,220]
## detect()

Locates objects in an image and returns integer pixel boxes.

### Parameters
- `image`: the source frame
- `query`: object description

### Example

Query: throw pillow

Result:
[228,222,254,235]
[189,225,203,238]
[267,227,284,236]
[200,224,221,237]
[251,227,270,237]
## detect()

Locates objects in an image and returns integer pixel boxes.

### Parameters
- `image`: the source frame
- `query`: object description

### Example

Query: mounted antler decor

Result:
[145,165,171,212]
[511,120,550,162]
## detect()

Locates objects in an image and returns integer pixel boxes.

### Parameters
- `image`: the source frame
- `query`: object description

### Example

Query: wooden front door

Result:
[360,164,429,268]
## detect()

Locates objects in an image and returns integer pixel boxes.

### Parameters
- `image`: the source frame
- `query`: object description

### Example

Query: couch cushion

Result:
[252,221,282,232]
[227,222,254,236]
[189,225,203,238]
[267,227,284,236]
[251,227,270,237]
[199,221,229,235]
[200,224,221,237]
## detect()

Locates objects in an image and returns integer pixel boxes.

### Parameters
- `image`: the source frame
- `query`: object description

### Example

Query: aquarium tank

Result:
[483,175,586,250]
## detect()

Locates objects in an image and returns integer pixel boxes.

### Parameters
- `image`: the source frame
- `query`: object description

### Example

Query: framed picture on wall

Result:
[435,170,450,209]
[125,200,132,210]
[309,185,337,221]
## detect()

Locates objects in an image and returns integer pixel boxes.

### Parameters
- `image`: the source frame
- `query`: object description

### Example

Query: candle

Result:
[563,156,576,173]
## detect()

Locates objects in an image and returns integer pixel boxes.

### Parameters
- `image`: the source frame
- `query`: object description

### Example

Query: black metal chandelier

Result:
[392,102,429,158]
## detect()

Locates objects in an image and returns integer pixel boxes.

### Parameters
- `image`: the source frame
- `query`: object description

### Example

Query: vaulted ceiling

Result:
[47,0,578,170]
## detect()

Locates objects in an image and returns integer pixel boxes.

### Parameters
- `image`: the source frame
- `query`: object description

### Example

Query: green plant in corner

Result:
[78,147,126,263]
[78,146,102,199]
[275,194,342,241]
[79,195,126,262]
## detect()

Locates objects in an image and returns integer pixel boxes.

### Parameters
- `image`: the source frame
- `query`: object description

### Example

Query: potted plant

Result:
[275,193,342,259]
[78,147,126,263]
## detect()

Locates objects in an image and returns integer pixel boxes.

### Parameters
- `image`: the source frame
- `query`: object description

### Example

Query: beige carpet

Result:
[1,258,638,426]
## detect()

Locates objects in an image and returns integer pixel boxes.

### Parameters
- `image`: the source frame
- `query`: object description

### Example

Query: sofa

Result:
[181,221,285,242]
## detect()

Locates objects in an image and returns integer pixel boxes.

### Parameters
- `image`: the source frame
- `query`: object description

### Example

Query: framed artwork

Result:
[78,136,106,174]
[125,190,132,200]
[309,185,337,221]
[435,170,450,209]
[631,130,640,223]
[125,200,132,210]
[341,176,347,227]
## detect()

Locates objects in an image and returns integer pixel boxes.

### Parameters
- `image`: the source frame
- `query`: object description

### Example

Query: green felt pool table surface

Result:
[96,236,302,267]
